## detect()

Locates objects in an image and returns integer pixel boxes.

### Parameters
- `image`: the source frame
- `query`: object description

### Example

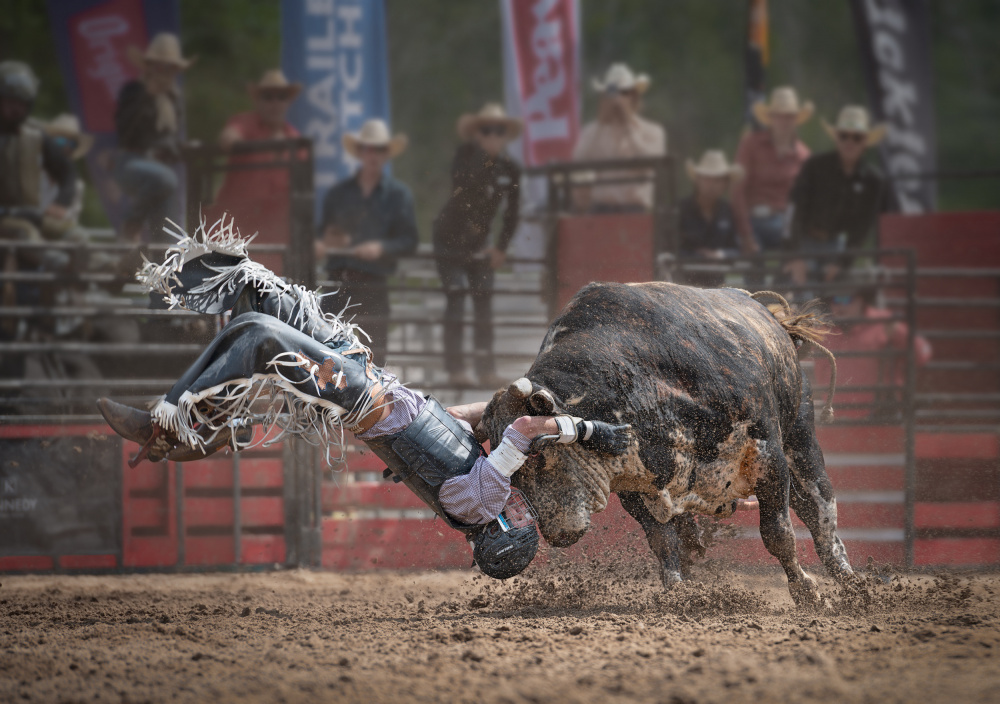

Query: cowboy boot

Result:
[97,398,251,466]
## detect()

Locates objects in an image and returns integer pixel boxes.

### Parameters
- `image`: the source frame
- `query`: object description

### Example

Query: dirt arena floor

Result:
[2,556,999,704]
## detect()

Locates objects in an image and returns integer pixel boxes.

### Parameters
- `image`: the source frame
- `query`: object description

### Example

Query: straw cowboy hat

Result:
[342,118,408,159]
[44,113,94,160]
[822,105,887,147]
[752,86,814,126]
[592,62,651,94]
[127,33,196,70]
[456,102,523,141]
[685,150,745,181]
[248,69,302,100]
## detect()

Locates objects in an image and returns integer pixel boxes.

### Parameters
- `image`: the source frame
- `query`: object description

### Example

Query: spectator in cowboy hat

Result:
[732,86,813,255]
[40,113,93,240]
[785,105,898,287]
[315,118,417,366]
[433,103,523,389]
[572,62,666,213]
[114,32,193,242]
[677,150,744,288]
[210,70,304,267]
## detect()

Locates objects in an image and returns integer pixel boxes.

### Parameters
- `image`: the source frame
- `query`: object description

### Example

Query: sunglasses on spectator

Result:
[606,87,638,97]
[837,131,867,143]
[51,136,78,151]
[259,91,290,102]
[479,125,507,137]
[360,145,390,154]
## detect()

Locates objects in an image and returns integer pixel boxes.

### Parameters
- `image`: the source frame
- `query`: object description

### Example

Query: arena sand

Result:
[1,553,999,703]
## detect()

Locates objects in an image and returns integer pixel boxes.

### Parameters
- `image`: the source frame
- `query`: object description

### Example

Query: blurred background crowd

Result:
[0,0,997,401]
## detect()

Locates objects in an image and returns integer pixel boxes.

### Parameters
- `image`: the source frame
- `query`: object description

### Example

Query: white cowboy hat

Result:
[685,150,745,182]
[43,113,94,160]
[592,62,651,94]
[127,33,196,70]
[247,69,302,100]
[752,86,814,126]
[456,102,523,142]
[822,105,887,147]
[342,118,408,159]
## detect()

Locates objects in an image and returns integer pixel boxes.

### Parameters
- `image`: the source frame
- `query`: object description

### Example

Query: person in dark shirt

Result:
[785,105,897,286]
[315,119,418,366]
[677,150,743,287]
[433,103,522,388]
[114,33,191,243]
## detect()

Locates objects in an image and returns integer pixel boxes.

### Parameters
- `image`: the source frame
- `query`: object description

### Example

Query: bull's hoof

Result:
[788,573,822,608]
[660,569,683,589]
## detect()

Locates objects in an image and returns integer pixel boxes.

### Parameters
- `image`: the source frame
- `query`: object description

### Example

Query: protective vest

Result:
[0,123,42,207]
[363,396,485,536]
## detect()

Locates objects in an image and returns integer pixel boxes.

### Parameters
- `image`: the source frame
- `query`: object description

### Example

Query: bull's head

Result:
[480,377,600,548]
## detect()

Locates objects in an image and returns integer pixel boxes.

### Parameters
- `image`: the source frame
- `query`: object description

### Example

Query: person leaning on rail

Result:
[571,63,666,213]
[433,103,523,389]
[114,33,192,244]
[677,150,744,288]
[784,105,899,288]
[98,217,631,579]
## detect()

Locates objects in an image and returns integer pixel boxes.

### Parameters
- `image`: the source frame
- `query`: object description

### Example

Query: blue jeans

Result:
[436,255,495,376]
[115,153,178,241]
[750,212,788,251]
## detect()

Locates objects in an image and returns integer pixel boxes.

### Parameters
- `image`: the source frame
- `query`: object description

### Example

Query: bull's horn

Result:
[530,388,556,414]
[508,378,532,399]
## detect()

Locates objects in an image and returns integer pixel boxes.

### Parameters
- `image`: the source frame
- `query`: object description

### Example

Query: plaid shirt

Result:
[357,385,531,524]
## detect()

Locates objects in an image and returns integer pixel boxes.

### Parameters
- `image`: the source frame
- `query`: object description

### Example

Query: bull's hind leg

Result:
[755,451,820,607]
[785,374,854,582]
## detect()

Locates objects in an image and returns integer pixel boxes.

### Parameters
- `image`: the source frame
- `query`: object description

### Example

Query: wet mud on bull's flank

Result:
[2,556,999,704]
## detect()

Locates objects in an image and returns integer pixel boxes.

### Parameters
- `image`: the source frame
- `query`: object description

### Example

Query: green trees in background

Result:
[2,0,998,232]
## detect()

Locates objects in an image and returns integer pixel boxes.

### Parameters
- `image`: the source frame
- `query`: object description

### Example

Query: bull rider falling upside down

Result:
[98,217,632,579]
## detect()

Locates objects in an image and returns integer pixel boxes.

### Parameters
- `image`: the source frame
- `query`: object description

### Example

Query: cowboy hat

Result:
[456,102,523,142]
[592,62,650,94]
[248,69,302,100]
[44,113,94,160]
[822,105,887,147]
[127,33,196,71]
[752,86,814,126]
[342,118,408,159]
[685,150,744,181]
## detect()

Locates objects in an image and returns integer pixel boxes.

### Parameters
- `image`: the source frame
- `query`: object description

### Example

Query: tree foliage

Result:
[2,0,997,230]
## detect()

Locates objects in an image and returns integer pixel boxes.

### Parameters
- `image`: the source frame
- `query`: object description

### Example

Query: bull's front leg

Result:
[755,455,821,607]
[619,492,683,585]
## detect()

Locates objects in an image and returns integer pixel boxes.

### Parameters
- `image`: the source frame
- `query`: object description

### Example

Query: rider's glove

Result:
[530,415,632,455]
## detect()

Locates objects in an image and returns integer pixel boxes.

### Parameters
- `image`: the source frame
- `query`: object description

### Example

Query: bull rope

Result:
[751,291,837,424]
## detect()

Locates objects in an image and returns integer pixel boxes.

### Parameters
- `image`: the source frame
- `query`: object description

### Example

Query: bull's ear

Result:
[529,388,556,415]
[508,378,532,399]
[472,422,489,445]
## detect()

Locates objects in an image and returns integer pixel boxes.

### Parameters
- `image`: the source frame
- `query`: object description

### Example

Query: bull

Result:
[480,281,853,605]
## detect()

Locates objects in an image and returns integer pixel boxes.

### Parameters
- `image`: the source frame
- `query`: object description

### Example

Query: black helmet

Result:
[0,61,39,104]
[471,487,539,579]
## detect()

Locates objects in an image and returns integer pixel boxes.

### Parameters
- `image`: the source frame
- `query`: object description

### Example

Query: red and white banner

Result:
[501,0,581,167]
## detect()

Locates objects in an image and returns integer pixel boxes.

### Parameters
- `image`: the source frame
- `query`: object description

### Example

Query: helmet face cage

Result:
[497,486,537,530]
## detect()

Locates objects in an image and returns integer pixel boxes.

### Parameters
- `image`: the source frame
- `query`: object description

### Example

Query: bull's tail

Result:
[751,291,837,424]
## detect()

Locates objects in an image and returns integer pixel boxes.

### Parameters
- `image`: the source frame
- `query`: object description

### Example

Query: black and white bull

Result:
[480,281,853,605]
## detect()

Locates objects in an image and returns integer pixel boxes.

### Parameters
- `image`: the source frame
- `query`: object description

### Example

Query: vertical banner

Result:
[500,0,581,264]
[745,0,769,128]
[46,0,181,229]
[281,0,392,218]
[850,0,937,213]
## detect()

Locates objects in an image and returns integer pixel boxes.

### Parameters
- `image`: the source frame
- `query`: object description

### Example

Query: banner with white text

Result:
[501,0,581,264]
[850,0,937,214]
[281,0,392,219]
